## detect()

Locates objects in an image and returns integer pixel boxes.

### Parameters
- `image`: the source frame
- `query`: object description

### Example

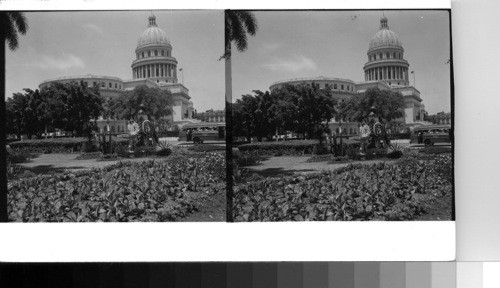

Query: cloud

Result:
[261,54,317,72]
[35,53,85,71]
[260,42,281,52]
[82,23,103,35]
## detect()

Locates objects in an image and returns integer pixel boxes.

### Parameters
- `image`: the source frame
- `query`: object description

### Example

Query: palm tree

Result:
[1,12,29,222]
[223,11,257,222]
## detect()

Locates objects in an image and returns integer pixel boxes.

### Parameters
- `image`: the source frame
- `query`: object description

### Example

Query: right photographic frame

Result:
[227,10,453,222]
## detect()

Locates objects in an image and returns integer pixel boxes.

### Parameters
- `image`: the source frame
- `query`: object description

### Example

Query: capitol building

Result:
[39,14,199,133]
[270,17,428,135]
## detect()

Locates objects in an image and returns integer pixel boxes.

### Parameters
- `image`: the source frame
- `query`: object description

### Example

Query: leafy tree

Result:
[224,11,258,222]
[106,85,172,122]
[1,12,28,222]
[6,89,48,139]
[232,91,276,142]
[337,87,405,123]
[271,84,337,140]
[40,81,104,136]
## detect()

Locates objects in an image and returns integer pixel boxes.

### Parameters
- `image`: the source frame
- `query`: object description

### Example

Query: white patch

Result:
[262,54,317,72]
[82,23,104,35]
[36,53,85,71]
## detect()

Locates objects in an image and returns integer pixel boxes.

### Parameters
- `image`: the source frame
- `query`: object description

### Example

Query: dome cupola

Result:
[136,15,171,49]
[368,17,402,52]
[363,17,410,87]
[131,14,178,84]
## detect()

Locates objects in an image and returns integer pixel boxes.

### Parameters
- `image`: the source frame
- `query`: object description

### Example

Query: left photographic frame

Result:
[3,10,226,222]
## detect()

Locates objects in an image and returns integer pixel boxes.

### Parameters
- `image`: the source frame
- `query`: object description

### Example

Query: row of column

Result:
[365,66,408,82]
[206,116,224,122]
[133,63,176,80]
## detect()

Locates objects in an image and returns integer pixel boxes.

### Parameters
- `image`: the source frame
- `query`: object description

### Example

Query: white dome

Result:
[368,17,402,52]
[136,15,170,48]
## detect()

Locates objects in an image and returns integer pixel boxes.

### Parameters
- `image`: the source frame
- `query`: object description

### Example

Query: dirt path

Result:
[18,153,159,174]
[245,156,397,178]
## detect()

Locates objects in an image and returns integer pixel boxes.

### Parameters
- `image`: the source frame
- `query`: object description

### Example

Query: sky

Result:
[231,10,451,115]
[5,10,224,112]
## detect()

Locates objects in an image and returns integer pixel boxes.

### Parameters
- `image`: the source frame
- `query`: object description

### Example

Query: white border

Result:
[0,0,450,11]
[0,222,454,262]
[1,0,454,262]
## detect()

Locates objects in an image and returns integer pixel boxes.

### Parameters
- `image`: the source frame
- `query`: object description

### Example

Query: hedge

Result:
[187,144,225,152]
[238,140,319,156]
[10,137,129,154]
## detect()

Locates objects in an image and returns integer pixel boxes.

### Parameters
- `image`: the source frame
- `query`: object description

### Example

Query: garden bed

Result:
[233,154,452,221]
[238,140,319,156]
[10,137,129,154]
[8,153,226,222]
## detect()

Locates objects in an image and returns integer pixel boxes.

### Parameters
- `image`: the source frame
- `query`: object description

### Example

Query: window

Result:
[387,52,390,59]
[148,51,151,57]
[101,82,105,87]
[109,82,112,88]
[334,84,337,89]
[155,50,158,56]
[115,83,117,89]
[161,50,165,56]
[393,52,396,58]
[341,84,344,90]
[141,52,144,58]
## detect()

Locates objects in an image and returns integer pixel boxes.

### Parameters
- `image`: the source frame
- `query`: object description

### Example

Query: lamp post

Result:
[179,68,184,84]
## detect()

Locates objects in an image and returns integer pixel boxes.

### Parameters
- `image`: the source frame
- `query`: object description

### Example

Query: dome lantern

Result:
[148,14,157,27]
[380,16,388,29]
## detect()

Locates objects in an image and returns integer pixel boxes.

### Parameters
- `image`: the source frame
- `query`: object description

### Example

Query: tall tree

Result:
[337,87,405,123]
[272,84,337,140]
[224,10,258,222]
[1,12,28,222]
[40,81,104,136]
[106,85,172,121]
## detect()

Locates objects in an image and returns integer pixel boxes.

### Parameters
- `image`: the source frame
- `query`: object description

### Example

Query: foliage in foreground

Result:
[238,140,319,156]
[10,137,129,154]
[8,153,225,222]
[233,154,452,221]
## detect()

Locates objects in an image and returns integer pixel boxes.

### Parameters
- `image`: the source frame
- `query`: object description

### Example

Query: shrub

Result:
[98,153,119,161]
[75,152,102,160]
[8,153,226,222]
[306,154,334,163]
[234,151,262,167]
[9,137,129,154]
[238,140,318,156]
[187,144,225,152]
[345,147,362,160]
[133,146,156,158]
[114,142,130,157]
[387,150,403,159]
[7,149,31,163]
[82,141,99,153]
[313,143,329,155]
[419,146,452,155]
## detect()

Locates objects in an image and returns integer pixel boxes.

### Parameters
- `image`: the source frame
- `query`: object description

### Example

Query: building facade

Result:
[426,111,451,125]
[269,17,429,135]
[194,109,226,123]
[38,15,201,134]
